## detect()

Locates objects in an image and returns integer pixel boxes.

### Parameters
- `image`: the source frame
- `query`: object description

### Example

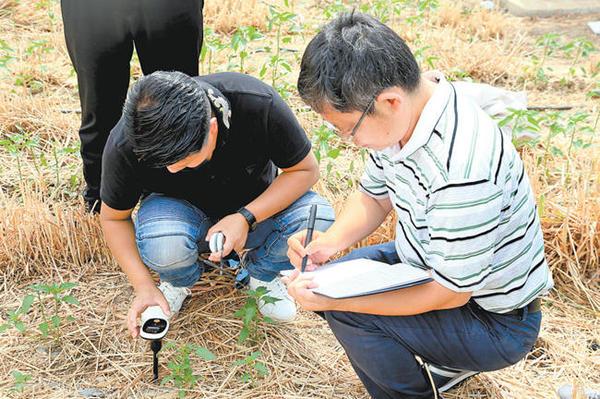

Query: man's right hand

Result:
[287,230,340,271]
[127,284,171,338]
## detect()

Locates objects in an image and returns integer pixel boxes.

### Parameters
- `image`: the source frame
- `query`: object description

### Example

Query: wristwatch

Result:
[237,207,257,231]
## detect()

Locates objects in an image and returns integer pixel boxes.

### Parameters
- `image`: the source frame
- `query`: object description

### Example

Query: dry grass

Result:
[204,0,269,33]
[0,0,599,398]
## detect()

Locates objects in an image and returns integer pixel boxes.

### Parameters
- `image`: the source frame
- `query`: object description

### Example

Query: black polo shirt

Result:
[100,72,311,218]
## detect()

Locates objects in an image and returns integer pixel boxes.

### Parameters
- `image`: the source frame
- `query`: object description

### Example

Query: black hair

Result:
[298,12,421,113]
[122,71,211,168]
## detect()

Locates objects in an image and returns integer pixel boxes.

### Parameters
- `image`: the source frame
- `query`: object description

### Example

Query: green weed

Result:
[234,286,279,344]
[29,282,79,340]
[161,341,216,399]
[233,351,269,385]
[0,294,35,334]
[10,370,32,393]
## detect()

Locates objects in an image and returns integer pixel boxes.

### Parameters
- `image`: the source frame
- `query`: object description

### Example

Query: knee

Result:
[137,232,198,270]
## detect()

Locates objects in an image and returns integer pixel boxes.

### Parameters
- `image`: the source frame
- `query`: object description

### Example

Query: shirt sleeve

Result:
[266,90,312,169]
[358,151,389,199]
[426,179,504,292]
[100,120,143,211]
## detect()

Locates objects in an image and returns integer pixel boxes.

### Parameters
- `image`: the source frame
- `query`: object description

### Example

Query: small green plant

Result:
[0,127,40,186]
[529,33,562,83]
[0,294,35,334]
[161,341,216,399]
[234,286,280,344]
[562,37,596,77]
[0,39,15,69]
[229,26,264,73]
[29,282,78,339]
[497,108,542,148]
[259,4,298,98]
[311,123,344,177]
[10,371,32,393]
[200,27,226,74]
[233,351,269,384]
[25,39,53,58]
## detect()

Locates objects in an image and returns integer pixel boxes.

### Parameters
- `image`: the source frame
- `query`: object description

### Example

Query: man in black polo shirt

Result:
[99,71,334,338]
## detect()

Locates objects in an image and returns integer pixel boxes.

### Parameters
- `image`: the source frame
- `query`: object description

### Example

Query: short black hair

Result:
[298,12,421,114]
[122,71,211,168]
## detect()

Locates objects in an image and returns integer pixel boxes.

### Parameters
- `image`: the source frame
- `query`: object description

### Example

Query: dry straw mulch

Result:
[1,0,599,398]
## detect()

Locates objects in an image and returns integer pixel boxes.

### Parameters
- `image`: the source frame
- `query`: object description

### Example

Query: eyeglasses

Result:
[325,96,376,141]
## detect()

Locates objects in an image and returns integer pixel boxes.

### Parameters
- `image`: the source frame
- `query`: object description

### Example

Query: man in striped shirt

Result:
[284,12,553,398]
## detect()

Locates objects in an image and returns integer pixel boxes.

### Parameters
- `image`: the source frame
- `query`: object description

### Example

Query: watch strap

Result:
[237,207,256,230]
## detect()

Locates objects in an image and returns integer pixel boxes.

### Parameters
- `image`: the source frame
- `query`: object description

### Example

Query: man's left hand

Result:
[282,270,337,312]
[205,213,249,261]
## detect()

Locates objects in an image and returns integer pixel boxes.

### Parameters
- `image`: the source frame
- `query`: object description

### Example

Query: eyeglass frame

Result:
[325,95,377,140]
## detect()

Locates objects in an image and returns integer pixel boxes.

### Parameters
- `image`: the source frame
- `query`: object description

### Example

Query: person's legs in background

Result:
[61,0,133,212]
[61,0,204,212]
[133,0,204,77]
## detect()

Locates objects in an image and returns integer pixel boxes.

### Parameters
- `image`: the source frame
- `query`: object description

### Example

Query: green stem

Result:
[52,145,60,192]
[589,107,600,146]
[272,24,281,88]
[16,156,23,189]
[37,292,49,329]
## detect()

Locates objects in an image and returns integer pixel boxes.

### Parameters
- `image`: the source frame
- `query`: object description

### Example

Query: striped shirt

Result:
[359,75,553,313]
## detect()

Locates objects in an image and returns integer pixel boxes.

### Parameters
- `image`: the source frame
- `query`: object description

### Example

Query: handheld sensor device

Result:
[140,305,170,382]
[140,306,169,340]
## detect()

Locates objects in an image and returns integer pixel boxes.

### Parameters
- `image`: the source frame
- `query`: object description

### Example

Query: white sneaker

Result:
[248,276,296,322]
[157,281,191,316]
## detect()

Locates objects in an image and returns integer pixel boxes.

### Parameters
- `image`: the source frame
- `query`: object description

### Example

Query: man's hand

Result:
[205,213,249,262]
[287,230,340,271]
[127,284,171,339]
[282,270,337,311]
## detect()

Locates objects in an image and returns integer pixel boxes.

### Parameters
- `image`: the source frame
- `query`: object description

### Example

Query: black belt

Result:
[503,298,541,316]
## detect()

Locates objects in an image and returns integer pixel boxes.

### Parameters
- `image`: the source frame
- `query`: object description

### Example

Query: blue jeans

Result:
[323,242,541,399]
[134,191,335,286]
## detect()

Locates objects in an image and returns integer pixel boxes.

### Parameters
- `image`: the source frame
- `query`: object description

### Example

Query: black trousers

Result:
[61,0,204,205]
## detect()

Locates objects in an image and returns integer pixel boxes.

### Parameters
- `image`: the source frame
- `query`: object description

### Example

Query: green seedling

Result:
[200,27,226,74]
[0,294,35,334]
[161,341,216,399]
[260,4,298,97]
[233,351,269,385]
[529,33,562,83]
[0,127,40,186]
[234,286,280,344]
[0,39,15,69]
[229,26,264,73]
[25,39,52,58]
[10,371,32,393]
[497,108,542,148]
[29,282,78,340]
[562,37,596,77]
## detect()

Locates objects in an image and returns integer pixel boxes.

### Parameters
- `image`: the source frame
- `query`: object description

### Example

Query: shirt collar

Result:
[388,71,452,161]
[193,79,232,151]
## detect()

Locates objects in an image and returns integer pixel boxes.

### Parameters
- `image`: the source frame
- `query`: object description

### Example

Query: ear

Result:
[377,90,403,113]
[206,116,219,145]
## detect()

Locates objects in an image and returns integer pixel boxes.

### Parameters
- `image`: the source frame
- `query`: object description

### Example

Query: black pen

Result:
[301,204,318,273]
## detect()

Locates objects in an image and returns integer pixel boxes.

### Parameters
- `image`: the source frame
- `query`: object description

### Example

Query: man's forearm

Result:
[100,218,155,292]
[246,168,317,223]
[330,281,472,316]
[325,191,392,251]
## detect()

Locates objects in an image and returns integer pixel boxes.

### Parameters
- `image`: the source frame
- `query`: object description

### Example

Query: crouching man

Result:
[100,71,334,337]
[285,13,553,398]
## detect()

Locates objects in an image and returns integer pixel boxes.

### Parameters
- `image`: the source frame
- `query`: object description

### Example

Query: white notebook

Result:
[281,259,432,299]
